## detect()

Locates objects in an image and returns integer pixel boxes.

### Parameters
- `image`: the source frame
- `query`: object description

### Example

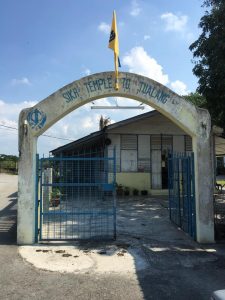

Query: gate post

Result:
[17,109,37,244]
[192,115,214,243]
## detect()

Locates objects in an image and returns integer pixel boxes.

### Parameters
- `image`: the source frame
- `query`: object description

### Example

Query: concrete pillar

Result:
[17,109,37,244]
[192,134,214,243]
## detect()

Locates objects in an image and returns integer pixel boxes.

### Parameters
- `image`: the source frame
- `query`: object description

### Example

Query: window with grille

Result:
[162,135,173,151]
[185,135,192,152]
[121,135,137,150]
[151,135,161,150]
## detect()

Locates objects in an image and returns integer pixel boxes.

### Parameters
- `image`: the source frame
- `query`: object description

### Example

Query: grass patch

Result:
[217,180,225,185]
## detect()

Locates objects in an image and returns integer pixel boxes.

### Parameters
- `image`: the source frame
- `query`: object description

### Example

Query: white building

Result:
[52,110,193,195]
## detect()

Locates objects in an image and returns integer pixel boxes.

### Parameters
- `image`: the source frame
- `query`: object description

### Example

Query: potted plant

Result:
[141,190,148,196]
[50,188,61,207]
[124,187,130,196]
[116,184,123,196]
[133,188,139,196]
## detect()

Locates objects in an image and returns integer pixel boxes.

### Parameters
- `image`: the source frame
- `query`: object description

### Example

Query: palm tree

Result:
[99,115,111,130]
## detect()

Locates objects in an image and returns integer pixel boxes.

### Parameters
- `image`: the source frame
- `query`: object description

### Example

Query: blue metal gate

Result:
[35,152,116,241]
[168,152,196,239]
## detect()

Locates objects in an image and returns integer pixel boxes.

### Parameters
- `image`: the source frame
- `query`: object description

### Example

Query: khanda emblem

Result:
[27,108,47,130]
[109,30,115,42]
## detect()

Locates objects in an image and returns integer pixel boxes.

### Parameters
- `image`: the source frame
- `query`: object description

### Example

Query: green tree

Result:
[0,154,18,174]
[184,92,206,107]
[189,0,225,129]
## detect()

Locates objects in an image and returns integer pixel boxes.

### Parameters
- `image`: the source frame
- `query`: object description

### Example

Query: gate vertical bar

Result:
[168,152,172,220]
[35,154,39,242]
[113,147,117,239]
[177,155,181,227]
[186,155,191,235]
[191,152,196,239]
[39,158,43,240]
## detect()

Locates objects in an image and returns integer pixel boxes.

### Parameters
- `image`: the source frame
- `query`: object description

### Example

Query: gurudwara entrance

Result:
[18,71,214,244]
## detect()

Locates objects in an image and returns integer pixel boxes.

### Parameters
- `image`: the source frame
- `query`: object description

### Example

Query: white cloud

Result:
[0,100,37,155]
[98,22,110,34]
[130,0,141,16]
[0,97,151,156]
[170,80,189,95]
[122,46,169,85]
[29,97,146,154]
[160,12,194,42]
[161,12,188,32]
[82,116,95,129]
[144,35,150,41]
[11,77,31,86]
[0,100,36,122]
[84,68,91,76]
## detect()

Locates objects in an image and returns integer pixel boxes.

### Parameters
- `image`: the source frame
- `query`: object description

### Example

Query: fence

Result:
[36,152,116,241]
[168,152,196,239]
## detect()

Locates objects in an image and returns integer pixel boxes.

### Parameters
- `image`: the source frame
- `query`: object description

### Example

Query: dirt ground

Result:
[1,173,225,300]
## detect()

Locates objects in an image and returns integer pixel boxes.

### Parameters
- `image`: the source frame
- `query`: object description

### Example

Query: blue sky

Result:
[0,0,205,155]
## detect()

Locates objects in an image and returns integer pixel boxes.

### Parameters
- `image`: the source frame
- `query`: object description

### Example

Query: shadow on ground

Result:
[0,192,17,244]
[35,196,225,299]
[1,181,225,299]
[121,197,225,300]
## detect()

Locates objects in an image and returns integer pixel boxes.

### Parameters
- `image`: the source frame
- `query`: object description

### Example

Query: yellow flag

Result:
[108,10,120,90]
[108,10,119,57]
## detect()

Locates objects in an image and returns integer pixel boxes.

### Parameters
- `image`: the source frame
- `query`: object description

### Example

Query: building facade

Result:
[52,111,192,195]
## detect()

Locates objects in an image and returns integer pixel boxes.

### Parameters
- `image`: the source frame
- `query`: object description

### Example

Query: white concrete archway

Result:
[18,71,214,244]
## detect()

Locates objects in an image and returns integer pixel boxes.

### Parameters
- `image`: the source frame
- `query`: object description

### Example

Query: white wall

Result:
[108,113,187,135]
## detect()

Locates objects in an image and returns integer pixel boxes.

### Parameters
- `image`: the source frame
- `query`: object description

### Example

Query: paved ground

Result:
[1,173,225,300]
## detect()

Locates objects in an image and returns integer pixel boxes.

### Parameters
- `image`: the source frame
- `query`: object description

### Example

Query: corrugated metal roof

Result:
[51,130,104,154]
[51,110,159,154]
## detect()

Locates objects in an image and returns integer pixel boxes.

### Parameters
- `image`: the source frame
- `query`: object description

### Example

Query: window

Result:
[138,135,150,172]
[185,135,192,153]
[121,135,137,150]
[121,150,137,172]
[121,135,137,172]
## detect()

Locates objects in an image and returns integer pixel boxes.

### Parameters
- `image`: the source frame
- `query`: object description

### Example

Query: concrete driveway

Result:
[1,173,225,300]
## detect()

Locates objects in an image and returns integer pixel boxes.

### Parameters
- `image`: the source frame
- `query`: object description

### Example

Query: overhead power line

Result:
[0,124,16,130]
[0,124,74,142]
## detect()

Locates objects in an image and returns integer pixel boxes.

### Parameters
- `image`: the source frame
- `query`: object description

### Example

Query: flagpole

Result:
[108,10,120,91]
[114,53,119,90]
